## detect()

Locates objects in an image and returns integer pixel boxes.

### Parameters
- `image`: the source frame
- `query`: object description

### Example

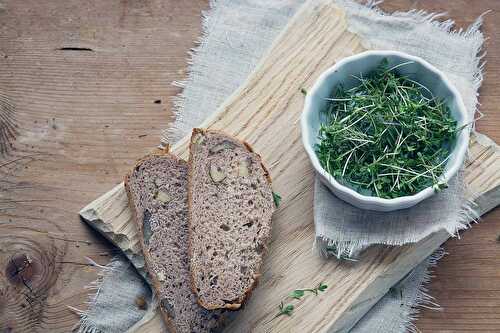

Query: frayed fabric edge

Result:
[315,194,479,259]
[70,257,124,333]
[399,248,446,333]
[160,0,217,146]
[339,0,487,127]
[153,1,487,332]
[164,0,487,148]
[315,0,487,257]
[402,248,446,333]
[313,1,486,329]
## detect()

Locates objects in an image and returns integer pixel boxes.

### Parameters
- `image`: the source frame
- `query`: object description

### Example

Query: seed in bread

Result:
[188,129,275,310]
[125,150,224,333]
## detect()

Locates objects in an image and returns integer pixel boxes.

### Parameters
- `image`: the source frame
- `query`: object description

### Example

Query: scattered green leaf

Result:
[273,301,294,319]
[289,289,305,300]
[432,180,448,192]
[300,87,308,95]
[317,282,328,292]
[273,282,328,321]
[273,192,282,208]
[289,282,328,299]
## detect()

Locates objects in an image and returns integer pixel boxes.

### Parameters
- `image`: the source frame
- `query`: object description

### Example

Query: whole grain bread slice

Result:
[125,148,225,333]
[188,129,275,310]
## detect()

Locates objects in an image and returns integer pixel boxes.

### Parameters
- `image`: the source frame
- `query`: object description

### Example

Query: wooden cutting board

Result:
[79,1,500,332]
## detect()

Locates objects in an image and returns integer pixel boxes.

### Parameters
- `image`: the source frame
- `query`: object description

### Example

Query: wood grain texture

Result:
[79,1,500,332]
[0,0,208,332]
[1,0,499,332]
[81,132,500,333]
[376,1,500,332]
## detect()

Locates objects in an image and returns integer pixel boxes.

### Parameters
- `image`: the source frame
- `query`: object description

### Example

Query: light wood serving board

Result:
[80,1,500,332]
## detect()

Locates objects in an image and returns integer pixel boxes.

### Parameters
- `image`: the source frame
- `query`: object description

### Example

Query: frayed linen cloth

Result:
[314,172,475,259]
[76,1,486,332]
[315,0,484,259]
[74,257,154,333]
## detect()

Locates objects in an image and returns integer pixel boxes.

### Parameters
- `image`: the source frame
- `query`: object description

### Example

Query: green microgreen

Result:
[318,282,328,292]
[315,58,459,198]
[273,192,282,207]
[326,245,357,261]
[300,87,308,95]
[273,302,294,319]
[288,282,328,299]
[289,289,305,299]
[272,282,328,321]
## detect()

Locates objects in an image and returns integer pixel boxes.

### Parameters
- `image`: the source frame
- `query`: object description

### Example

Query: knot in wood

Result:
[5,253,36,285]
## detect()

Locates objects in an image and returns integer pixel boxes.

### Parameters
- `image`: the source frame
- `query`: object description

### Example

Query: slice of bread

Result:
[188,129,275,310]
[125,149,224,333]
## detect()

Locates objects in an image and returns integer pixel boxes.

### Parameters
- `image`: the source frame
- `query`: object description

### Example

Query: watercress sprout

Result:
[315,58,459,198]
[273,302,294,319]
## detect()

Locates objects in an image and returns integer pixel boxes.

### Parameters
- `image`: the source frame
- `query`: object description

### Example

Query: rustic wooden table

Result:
[0,1,498,332]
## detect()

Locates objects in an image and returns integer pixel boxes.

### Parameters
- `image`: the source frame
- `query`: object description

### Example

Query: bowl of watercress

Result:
[301,50,470,211]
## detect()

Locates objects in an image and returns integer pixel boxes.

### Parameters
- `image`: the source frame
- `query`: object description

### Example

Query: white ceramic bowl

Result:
[301,50,470,211]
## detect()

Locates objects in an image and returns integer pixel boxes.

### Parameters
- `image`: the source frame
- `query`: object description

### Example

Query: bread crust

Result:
[124,146,185,333]
[187,128,274,311]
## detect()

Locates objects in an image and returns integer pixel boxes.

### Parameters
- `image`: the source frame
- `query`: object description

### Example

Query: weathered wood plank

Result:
[0,1,209,331]
[80,131,500,333]
[79,1,500,332]
[0,0,497,331]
